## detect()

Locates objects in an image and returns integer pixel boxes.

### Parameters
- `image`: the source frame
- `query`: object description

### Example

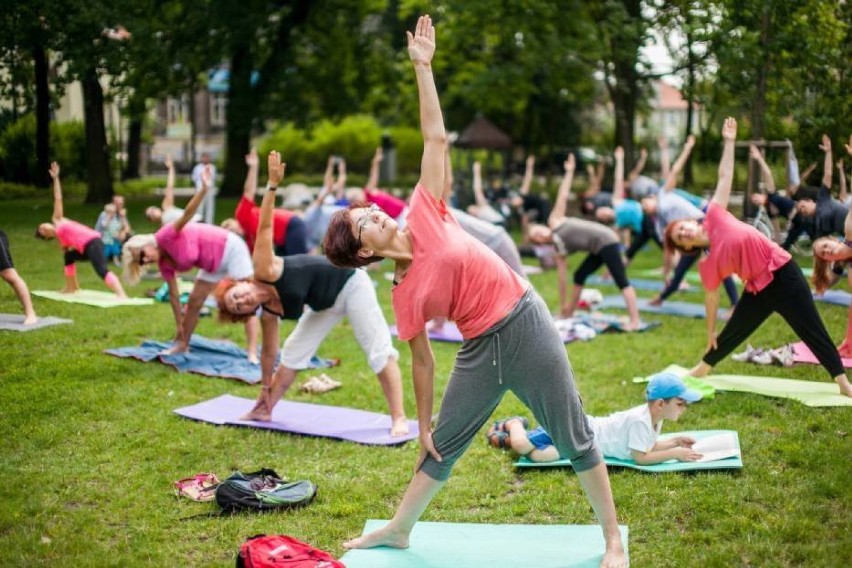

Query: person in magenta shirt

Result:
[665,118,851,397]
[121,167,259,360]
[321,17,627,567]
[35,162,127,298]
[220,148,307,255]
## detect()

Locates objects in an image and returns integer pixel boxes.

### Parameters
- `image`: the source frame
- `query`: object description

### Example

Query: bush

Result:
[388,126,422,175]
[0,115,87,184]
[257,123,310,173]
[308,115,382,173]
[52,121,87,181]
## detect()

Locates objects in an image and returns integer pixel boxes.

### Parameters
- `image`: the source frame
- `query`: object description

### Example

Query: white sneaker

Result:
[770,345,794,367]
[751,350,773,365]
[732,345,757,362]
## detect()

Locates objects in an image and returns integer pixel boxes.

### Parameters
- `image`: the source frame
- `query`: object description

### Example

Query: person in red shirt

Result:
[665,118,851,397]
[221,149,308,256]
[322,16,627,567]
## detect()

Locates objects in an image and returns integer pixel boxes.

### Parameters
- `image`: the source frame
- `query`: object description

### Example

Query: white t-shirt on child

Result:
[587,403,661,460]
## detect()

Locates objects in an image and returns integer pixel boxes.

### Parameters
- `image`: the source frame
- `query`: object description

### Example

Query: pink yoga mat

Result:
[791,341,852,368]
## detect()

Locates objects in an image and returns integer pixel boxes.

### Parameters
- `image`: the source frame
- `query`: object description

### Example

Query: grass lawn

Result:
[0,194,850,567]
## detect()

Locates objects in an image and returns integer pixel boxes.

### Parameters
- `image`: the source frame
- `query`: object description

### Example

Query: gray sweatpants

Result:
[420,289,601,481]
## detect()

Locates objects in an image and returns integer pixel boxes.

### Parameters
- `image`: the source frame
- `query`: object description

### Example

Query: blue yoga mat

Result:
[571,313,660,333]
[105,335,341,384]
[812,289,851,306]
[515,430,742,472]
[597,296,729,320]
[586,275,696,293]
[340,520,629,568]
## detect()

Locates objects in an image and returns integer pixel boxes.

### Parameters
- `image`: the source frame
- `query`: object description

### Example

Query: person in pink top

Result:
[665,118,851,397]
[322,16,627,568]
[121,167,259,360]
[35,162,127,297]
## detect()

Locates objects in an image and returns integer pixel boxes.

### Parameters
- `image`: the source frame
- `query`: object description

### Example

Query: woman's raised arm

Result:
[710,118,738,209]
[548,154,575,228]
[253,151,286,280]
[49,162,63,222]
[174,166,209,231]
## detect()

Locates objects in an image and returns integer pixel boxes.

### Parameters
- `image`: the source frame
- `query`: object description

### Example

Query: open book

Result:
[692,432,741,462]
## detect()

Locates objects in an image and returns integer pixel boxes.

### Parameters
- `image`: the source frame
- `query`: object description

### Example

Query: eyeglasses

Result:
[356,204,381,248]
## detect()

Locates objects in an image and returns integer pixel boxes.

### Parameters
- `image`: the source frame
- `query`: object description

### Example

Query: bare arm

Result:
[658,136,671,180]
[837,159,847,204]
[259,311,280,391]
[174,167,209,231]
[519,155,535,196]
[334,158,347,199]
[243,148,259,201]
[409,331,436,435]
[710,118,737,209]
[704,287,720,353]
[749,144,776,194]
[661,135,696,192]
[409,16,446,198]
[548,154,576,228]
[820,134,832,189]
[49,162,63,221]
[161,155,175,210]
[254,151,286,281]
[555,255,569,312]
[794,162,818,195]
[310,157,337,209]
[366,147,383,190]
[632,445,701,465]
[627,148,647,184]
[165,276,183,335]
[472,162,488,207]
[442,147,453,202]
[612,147,625,206]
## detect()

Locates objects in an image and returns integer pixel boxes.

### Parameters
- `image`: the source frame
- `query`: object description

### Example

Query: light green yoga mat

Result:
[33,289,154,307]
[636,365,852,408]
[340,520,629,568]
[515,430,742,472]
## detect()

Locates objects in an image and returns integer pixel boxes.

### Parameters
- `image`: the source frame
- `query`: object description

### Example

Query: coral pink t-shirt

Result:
[698,202,791,294]
[56,220,100,253]
[365,188,406,219]
[234,197,294,252]
[155,223,228,280]
[392,184,528,341]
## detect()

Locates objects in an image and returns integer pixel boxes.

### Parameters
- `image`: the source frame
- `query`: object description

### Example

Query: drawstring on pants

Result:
[492,332,503,385]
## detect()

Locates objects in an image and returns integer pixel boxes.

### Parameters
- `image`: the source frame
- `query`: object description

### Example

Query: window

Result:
[167,95,190,124]
[210,93,227,127]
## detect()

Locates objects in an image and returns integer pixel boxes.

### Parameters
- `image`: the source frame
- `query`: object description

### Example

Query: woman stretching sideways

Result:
[36,162,127,298]
[665,119,851,396]
[323,16,626,567]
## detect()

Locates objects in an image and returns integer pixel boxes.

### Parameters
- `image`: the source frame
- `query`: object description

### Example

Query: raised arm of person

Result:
[750,144,776,194]
[471,162,489,207]
[547,153,576,228]
[838,159,847,204]
[519,155,535,196]
[627,147,647,184]
[366,147,383,191]
[174,166,209,231]
[334,158,347,200]
[243,148,260,202]
[612,147,625,206]
[658,136,671,180]
[795,162,818,195]
[253,151,286,282]
[408,15,445,197]
[709,118,737,209]
[583,161,604,197]
[820,134,832,190]
[442,147,453,202]
[161,155,175,210]
[661,135,696,192]
[49,162,63,222]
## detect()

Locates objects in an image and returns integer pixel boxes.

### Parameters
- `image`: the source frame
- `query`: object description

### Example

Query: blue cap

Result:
[646,372,702,403]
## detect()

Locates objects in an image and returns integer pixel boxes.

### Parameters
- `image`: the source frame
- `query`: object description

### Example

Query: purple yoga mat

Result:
[174,394,419,446]
[389,321,576,344]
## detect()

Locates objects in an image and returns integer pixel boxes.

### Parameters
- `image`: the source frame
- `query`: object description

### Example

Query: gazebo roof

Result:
[455,115,513,150]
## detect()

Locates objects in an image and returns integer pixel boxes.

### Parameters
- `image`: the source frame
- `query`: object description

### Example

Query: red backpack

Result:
[236,535,345,568]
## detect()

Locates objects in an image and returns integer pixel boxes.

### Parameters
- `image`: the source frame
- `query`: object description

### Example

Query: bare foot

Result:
[248,354,260,365]
[623,320,641,332]
[836,376,852,398]
[240,406,272,422]
[600,538,628,568]
[343,526,410,550]
[390,417,410,437]
[116,292,128,299]
[161,343,189,356]
[688,362,711,377]
[648,296,662,307]
[23,314,38,325]
[59,287,79,294]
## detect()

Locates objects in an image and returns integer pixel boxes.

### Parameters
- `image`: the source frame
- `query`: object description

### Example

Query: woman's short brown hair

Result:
[213,278,256,323]
[323,202,384,268]
[663,220,700,257]
[811,239,835,294]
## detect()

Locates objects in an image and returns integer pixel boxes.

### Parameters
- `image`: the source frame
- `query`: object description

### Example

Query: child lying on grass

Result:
[488,372,704,464]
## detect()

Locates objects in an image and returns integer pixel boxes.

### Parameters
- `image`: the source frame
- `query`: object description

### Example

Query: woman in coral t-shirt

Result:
[665,118,851,397]
[322,16,627,567]
[35,162,127,298]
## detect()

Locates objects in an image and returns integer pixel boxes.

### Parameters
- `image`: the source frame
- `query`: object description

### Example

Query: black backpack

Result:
[215,469,317,512]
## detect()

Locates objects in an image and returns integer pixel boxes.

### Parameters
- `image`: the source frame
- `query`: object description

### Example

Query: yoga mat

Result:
[641,365,852,407]
[570,313,659,333]
[33,289,154,307]
[0,314,72,331]
[515,430,742,472]
[390,321,577,344]
[597,296,729,320]
[790,341,852,368]
[340,520,629,568]
[174,394,418,446]
[637,268,703,285]
[812,289,851,306]
[521,264,543,276]
[586,275,695,293]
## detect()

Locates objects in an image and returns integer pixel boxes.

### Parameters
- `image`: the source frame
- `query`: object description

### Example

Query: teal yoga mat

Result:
[514,430,742,472]
[586,275,696,293]
[33,289,154,307]
[597,295,729,320]
[640,365,852,408]
[340,520,629,568]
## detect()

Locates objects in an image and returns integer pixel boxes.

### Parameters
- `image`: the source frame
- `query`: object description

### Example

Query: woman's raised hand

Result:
[268,151,286,187]
[721,117,737,141]
[407,15,436,65]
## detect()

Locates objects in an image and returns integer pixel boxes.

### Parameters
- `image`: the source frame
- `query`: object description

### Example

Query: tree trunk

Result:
[746,7,772,217]
[122,94,145,180]
[221,44,254,197]
[33,44,50,187]
[682,25,695,188]
[81,67,113,204]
